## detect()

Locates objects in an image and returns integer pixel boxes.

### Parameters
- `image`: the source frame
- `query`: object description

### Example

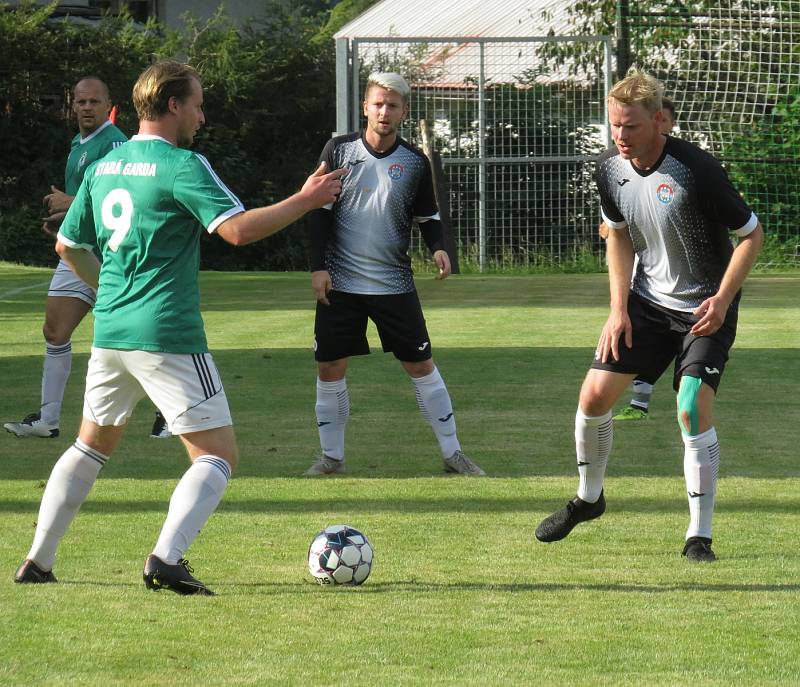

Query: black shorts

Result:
[590,292,738,392]
[314,290,433,363]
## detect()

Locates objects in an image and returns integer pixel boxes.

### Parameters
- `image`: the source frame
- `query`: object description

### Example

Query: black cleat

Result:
[4,412,59,438]
[535,491,606,542]
[682,536,716,563]
[14,559,57,584]
[143,555,214,595]
[150,411,172,439]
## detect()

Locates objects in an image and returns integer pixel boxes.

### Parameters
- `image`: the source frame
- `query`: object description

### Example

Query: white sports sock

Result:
[631,379,653,411]
[151,455,231,565]
[412,367,460,458]
[576,409,613,502]
[683,427,720,540]
[27,439,106,570]
[315,378,349,461]
[40,341,72,425]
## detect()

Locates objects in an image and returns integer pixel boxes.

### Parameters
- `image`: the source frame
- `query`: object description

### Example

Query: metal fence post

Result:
[335,37,350,136]
[478,40,487,272]
[351,40,361,132]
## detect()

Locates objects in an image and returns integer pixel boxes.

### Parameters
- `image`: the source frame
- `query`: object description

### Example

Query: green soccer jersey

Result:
[64,120,127,195]
[57,134,244,353]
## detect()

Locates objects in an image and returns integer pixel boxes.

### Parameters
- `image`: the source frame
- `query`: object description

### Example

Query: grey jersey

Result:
[597,136,758,312]
[319,131,439,295]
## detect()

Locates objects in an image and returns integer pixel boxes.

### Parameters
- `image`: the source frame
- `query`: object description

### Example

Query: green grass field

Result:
[1,263,799,686]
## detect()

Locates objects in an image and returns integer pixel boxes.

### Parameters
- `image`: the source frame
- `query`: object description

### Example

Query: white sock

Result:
[151,455,231,564]
[576,409,613,502]
[683,427,720,540]
[631,379,653,411]
[412,367,460,458]
[27,439,106,570]
[315,378,349,461]
[41,341,72,425]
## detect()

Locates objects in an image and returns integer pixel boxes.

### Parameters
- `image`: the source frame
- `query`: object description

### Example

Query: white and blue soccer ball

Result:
[308,524,373,585]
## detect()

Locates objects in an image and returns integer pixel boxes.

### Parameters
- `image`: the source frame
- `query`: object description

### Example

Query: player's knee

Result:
[676,375,702,435]
[42,320,70,345]
[404,358,434,378]
[318,359,347,382]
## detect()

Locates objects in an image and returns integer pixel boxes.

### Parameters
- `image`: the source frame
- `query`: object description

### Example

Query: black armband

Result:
[308,208,333,272]
[419,218,444,254]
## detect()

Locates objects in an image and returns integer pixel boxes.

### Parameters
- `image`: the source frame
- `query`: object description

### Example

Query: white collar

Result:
[80,119,112,144]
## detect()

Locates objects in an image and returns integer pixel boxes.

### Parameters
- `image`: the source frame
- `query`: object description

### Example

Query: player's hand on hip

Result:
[312,270,332,305]
[433,250,451,280]
[690,296,727,336]
[596,309,632,363]
[301,162,348,208]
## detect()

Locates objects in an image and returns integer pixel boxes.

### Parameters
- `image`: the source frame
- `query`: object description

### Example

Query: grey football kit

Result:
[309,131,444,361]
[594,136,759,390]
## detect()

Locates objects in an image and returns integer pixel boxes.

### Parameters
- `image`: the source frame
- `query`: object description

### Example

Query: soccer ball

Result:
[308,524,373,585]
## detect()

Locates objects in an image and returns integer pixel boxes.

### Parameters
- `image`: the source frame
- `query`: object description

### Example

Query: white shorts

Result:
[48,259,96,306]
[83,347,233,434]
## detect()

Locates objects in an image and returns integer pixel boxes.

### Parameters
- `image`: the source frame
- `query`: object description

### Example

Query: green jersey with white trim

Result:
[57,135,244,353]
[64,120,127,195]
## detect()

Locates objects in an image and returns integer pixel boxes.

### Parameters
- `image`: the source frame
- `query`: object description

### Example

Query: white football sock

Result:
[683,427,720,540]
[576,409,613,503]
[151,455,231,564]
[40,341,72,425]
[631,379,653,411]
[412,367,460,458]
[315,378,349,461]
[27,439,106,570]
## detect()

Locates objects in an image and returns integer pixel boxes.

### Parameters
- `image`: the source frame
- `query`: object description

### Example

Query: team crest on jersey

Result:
[388,163,404,180]
[656,183,675,204]
[78,152,87,169]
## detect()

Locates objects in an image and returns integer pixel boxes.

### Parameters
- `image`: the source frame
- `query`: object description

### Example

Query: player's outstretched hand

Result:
[690,295,728,336]
[596,308,632,363]
[433,249,451,280]
[312,270,332,305]
[301,162,348,209]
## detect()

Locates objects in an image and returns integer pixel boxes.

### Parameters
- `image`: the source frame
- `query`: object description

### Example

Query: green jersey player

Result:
[4,77,126,439]
[14,60,346,594]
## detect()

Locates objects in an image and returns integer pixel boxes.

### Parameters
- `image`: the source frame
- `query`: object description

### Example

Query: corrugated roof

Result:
[334,0,574,39]
[334,0,600,87]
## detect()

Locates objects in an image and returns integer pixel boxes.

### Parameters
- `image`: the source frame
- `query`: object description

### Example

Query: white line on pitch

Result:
[0,280,50,300]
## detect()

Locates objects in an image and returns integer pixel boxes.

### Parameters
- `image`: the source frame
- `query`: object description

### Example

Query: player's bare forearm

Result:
[716,223,764,308]
[690,223,763,335]
[56,242,100,288]
[600,227,635,360]
[605,226,634,312]
[216,163,346,246]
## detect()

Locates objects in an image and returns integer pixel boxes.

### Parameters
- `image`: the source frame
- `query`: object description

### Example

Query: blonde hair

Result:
[365,72,411,102]
[608,68,663,115]
[133,60,200,121]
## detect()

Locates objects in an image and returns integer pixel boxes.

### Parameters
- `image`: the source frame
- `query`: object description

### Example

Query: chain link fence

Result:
[620,0,800,263]
[338,36,613,270]
[337,3,800,270]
